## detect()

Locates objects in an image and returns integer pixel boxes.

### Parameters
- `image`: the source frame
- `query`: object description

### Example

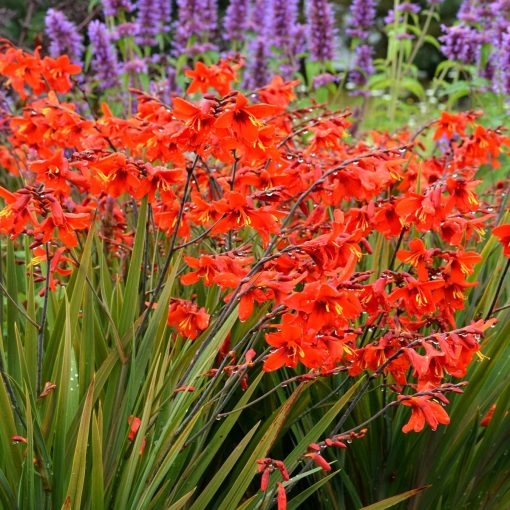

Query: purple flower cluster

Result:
[313,72,338,88]
[347,0,376,40]
[244,37,270,89]
[173,0,218,55]
[135,0,161,46]
[44,9,83,62]
[347,0,376,87]
[350,44,375,86]
[267,0,299,49]
[102,0,134,17]
[224,0,250,41]
[439,24,480,64]
[88,20,120,89]
[110,22,140,40]
[160,0,172,29]
[306,0,336,62]
[122,57,148,75]
[202,0,219,33]
[499,28,510,96]
[383,2,421,24]
[250,0,269,32]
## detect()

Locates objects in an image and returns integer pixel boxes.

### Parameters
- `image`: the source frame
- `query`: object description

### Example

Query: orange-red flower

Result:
[215,92,279,144]
[493,224,510,257]
[397,238,438,281]
[211,191,283,246]
[399,395,450,432]
[263,314,326,371]
[258,76,300,109]
[167,299,210,340]
[285,281,361,330]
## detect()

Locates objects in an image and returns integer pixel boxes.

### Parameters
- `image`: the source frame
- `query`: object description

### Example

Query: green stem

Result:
[37,243,51,395]
[486,258,510,319]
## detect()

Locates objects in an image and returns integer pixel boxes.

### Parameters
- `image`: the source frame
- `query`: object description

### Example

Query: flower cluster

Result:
[1,49,509,510]
[347,0,376,87]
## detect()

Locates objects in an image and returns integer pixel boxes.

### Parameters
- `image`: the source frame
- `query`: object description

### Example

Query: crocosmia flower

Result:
[167,298,210,339]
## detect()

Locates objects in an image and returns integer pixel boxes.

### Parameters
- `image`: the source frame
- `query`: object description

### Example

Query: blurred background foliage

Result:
[1,0,461,79]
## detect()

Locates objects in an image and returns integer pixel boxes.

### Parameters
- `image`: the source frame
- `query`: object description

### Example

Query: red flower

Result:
[167,299,210,340]
[263,314,326,371]
[397,238,437,281]
[285,281,361,330]
[185,59,238,96]
[128,416,141,441]
[493,224,510,257]
[127,416,146,455]
[480,404,496,427]
[399,395,450,433]
[41,55,81,93]
[277,482,287,510]
[211,191,283,246]
[304,452,332,472]
[433,111,469,140]
[445,177,480,213]
[258,76,300,109]
[215,92,279,144]
[388,277,445,316]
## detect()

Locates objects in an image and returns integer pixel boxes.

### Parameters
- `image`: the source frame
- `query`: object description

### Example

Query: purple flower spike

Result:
[44,9,84,62]
[268,0,299,49]
[499,29,510,95]
[102,0,134,16]
[174,0,218,55]
[224,0,250,41]
[160,0,172,29]
[439,24,480,64]
[245,37,270,89]
[347,0,376,40]
[202,0,218,32]
[313,72,338,88]
[135,0,161,46]
[350,44,374,86]
[123,57,148,75]
[250,0,269,33]
[306,0,336,62]
[88,20,120,89]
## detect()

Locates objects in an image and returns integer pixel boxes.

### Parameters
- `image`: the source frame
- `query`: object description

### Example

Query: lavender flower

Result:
[399,2,421,13]
[160,0,172,29]
[313,72,338,88]
[383,3,421,25]
[499,28,510,96]
[458,0,495,24]
[350,44,374,86]
[122,57,148,75]
[88,20,120,89]
[135,0,161,46]
[267,0,299,49]
[102,0,134,16]
[174,0,217,55]
[439,24,480,64]
[244,37,270,89]
[224,0,250,41]
[347,0,376,40]
[202,0,218,33]
[250,0,269,33]
[44,9,83,62]
[306,0,336,62]
[279,24,307,78]
[110,22,140,40]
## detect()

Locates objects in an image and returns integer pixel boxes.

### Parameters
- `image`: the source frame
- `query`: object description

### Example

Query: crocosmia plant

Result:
[0,1,509,509]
